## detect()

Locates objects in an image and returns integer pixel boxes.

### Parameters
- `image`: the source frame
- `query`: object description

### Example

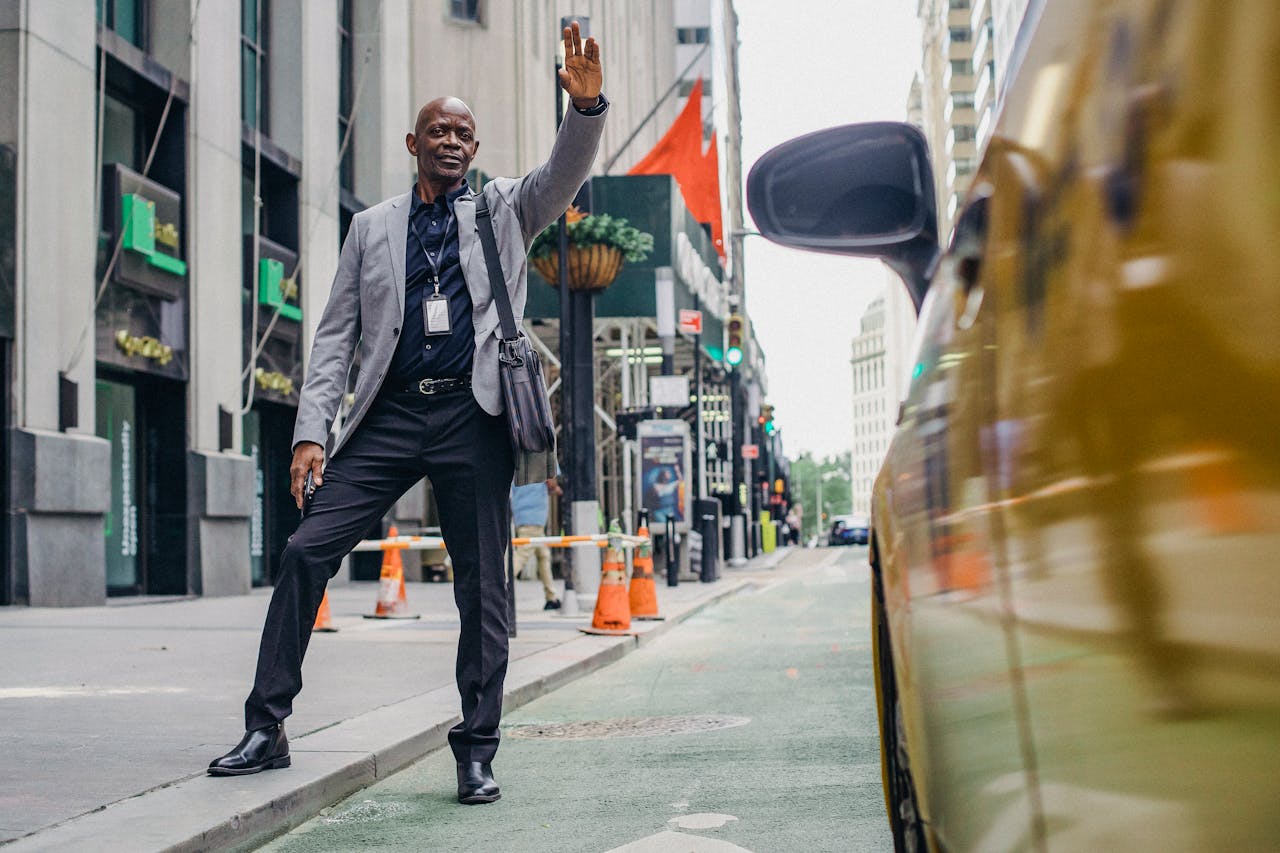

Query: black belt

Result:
[391,376,472,396]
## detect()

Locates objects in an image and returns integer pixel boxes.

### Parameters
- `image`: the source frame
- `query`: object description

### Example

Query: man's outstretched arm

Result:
[516,20,607,239]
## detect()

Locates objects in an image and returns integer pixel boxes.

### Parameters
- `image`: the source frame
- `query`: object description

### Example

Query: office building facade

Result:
[0,0,689,605]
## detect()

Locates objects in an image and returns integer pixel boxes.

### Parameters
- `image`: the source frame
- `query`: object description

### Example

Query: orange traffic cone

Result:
[1186,444,1264,535]
[581,520,632,636]
[363,526,420,620]
[313,590,339,632]
[628,522,664,621]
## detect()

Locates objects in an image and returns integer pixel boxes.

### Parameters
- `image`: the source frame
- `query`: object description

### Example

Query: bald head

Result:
[406,97,479,200]
[415,97,475,136]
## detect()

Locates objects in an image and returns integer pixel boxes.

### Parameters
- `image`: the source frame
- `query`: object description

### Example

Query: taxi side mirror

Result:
[746,121,940,313]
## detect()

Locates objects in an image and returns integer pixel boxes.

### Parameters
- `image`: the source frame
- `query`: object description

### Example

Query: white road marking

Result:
[668,813,740,831]
[605,830,754,853]
[0,686,189,699]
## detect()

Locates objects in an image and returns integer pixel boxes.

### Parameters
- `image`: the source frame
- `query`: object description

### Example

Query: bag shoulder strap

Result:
[474,192,519,342]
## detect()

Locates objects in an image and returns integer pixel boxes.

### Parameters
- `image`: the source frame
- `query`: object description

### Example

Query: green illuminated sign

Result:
[258,257,302,321]
[121,193,186,275]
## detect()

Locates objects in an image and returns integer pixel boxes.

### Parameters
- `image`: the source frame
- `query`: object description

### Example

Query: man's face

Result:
[408,100,479,186]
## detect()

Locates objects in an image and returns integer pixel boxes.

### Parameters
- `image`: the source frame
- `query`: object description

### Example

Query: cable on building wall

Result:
[241,0,266,415]
[240,0,382,415]
[64,0,203,377]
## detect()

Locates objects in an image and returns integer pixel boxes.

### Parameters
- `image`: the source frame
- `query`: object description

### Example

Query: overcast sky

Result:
[734,1,920,460]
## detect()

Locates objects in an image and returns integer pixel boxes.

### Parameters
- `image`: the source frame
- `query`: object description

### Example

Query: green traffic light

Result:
[726,346,743,366]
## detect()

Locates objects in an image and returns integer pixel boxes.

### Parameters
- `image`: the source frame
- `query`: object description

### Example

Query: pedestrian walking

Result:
[208,22,606,807]
[785,506,801,546]
[510,477,563,610]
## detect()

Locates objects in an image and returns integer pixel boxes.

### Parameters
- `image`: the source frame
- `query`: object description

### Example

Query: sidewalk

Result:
[734,544,795,573]
[0,564,772,852]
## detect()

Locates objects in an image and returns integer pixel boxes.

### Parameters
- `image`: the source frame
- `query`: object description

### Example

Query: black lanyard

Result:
[408,208,454,295]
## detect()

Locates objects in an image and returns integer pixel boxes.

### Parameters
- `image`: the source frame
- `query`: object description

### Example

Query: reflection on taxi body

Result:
[747,1,1280,850]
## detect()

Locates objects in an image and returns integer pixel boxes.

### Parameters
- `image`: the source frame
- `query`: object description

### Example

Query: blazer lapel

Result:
[383,191,411,319]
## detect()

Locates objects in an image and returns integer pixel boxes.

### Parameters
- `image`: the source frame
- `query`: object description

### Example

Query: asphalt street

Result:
[260,545,891,853]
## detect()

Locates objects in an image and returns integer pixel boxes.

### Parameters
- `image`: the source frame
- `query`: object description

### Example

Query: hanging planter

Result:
[529,206,653,292]
[530,244,624,291]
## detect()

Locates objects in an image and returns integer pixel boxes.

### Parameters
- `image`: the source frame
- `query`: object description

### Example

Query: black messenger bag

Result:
[474,193,556,454]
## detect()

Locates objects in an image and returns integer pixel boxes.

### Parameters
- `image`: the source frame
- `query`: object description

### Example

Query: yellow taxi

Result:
[747,1,1280,849]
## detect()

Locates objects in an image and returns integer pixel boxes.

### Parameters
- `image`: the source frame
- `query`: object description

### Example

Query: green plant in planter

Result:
[528,208,654,290]
[529,209,654,263]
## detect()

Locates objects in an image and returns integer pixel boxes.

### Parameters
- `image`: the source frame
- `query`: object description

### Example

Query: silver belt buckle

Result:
[417,378,439,395]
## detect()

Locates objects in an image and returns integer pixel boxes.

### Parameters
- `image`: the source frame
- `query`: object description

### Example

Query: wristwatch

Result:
[573,94,609,116]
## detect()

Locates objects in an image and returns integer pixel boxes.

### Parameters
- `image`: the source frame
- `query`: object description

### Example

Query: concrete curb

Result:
[3,579,751,853]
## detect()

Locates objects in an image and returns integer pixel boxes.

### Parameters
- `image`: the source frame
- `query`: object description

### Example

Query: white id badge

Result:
[424,293,451,335]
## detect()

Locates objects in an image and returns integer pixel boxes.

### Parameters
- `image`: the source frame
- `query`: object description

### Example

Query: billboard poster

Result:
[638,419,691,528]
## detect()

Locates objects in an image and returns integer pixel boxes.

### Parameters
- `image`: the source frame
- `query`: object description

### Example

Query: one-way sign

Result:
[678,309,703,335]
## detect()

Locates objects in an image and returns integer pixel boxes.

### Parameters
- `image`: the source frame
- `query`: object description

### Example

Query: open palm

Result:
[558,21,602,105]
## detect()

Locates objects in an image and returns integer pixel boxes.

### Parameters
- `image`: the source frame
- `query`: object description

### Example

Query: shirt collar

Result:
[409,181,471,215]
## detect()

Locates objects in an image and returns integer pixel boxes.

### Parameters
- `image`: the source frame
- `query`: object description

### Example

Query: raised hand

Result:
[557,20,602,109]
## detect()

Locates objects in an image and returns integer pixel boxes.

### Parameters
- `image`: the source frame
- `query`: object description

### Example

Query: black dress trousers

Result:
[243,385,515,764]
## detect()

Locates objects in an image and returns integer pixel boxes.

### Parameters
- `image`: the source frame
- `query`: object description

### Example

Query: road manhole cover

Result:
[506,714,750,740]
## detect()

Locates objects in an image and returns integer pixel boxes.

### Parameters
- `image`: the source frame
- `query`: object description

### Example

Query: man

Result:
[208,23,606,806]
[510,477,563,610]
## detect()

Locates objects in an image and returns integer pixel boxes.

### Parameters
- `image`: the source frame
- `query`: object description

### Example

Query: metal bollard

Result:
[695,498,720,583]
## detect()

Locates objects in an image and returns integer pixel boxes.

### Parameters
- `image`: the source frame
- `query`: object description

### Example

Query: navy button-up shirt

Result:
[389,182,474,383]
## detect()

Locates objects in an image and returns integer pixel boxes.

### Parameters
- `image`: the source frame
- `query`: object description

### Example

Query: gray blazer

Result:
[292,103,607,485]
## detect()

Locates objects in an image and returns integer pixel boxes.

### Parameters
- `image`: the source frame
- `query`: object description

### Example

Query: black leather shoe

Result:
[456,761,501,804]
[544,599,562,611]
[207,724,290,776]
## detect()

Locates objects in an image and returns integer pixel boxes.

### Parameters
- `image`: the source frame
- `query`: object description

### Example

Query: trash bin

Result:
[760,510,776,553]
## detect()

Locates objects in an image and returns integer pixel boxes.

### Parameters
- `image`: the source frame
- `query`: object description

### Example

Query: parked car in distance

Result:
[746,2,1280,851]
[828,514,869,547]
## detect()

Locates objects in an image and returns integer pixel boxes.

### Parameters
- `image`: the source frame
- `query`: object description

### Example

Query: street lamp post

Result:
[555,14,599,609]
[725,227,761,557]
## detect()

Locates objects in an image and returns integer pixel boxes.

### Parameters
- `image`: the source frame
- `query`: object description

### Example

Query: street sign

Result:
[650,375,690,408]
[678,309,703,335]
[741,444,759,460]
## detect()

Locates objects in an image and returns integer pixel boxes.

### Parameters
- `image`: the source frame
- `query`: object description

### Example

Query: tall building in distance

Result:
[675,0,714,131]
[914,0,1028,237]
[850,271,918,516]
[850,295,890,516]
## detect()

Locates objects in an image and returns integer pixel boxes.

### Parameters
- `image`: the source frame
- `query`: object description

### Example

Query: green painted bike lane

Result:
[260,546,891,853]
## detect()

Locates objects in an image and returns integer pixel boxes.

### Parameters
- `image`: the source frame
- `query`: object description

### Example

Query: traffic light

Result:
[725,314,745,366]
[759,403,777,436]
[615,407,656,440]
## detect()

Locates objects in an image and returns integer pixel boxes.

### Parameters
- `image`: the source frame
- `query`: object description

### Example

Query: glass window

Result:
[241,0,269,132]
[677,78,712,98]
[677,27,711,44]
[948,0,970,8]
[97,0,144,49]
[102,94,141,171]
[449,0,480,22]
[950,59,970,76]
[948,26,971,42]
[953,124,977,142]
